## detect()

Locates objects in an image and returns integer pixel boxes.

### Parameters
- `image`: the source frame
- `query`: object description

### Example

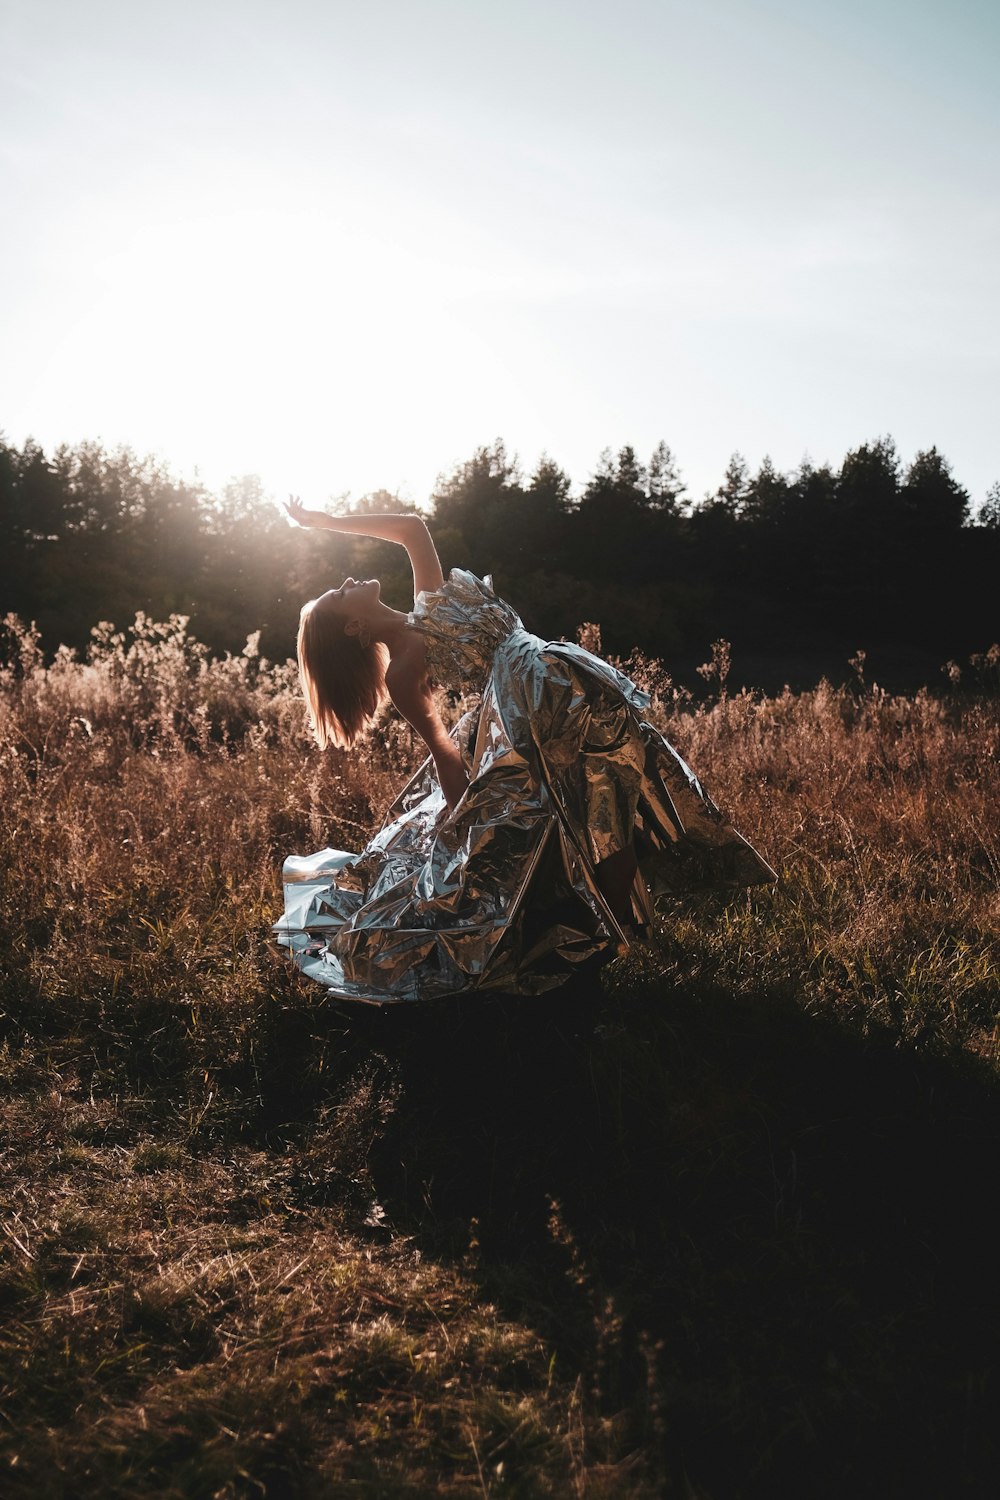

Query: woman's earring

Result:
[359,626,371,649]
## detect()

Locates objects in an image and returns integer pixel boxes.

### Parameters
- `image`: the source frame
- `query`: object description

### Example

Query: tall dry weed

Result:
[2,613,998,1063]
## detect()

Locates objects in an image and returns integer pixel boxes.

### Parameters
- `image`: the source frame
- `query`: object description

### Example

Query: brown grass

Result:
[1,613,998,1498]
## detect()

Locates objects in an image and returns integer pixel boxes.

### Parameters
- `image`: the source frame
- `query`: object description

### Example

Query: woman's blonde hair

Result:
[297,597,389,749]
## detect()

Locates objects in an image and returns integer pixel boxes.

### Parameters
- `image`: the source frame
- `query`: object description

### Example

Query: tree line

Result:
[2,431,998,690]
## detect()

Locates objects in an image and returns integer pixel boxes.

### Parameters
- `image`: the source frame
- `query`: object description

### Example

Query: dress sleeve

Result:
[408,569,522,693]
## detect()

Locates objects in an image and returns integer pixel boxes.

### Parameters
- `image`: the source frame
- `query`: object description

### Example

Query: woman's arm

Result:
[385,658,469,809]
[284,497,444,599]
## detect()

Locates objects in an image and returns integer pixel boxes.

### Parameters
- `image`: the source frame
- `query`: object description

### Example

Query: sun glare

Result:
[34,194,528,506]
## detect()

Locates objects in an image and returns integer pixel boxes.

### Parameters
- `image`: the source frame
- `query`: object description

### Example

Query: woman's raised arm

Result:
[284,496,444,599]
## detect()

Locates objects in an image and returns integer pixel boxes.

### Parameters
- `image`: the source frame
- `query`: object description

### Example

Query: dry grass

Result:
[1,614,998,1498]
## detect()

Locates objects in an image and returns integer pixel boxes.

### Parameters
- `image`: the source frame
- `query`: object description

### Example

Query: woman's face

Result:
[315,577,381,624]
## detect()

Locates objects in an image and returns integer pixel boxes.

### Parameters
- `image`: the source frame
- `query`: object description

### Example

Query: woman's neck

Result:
[371,604,412,654]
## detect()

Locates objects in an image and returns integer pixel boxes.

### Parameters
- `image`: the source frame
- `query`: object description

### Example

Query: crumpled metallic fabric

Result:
[275,570,776,1004]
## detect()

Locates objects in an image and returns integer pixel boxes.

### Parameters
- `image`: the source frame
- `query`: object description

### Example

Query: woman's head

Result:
[297,580,389,748]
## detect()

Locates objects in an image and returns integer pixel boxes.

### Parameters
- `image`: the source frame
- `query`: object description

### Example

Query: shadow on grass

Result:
[267,964,1000,1500]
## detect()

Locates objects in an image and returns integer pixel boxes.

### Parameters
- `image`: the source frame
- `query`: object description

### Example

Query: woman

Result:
[275,499,775,1004]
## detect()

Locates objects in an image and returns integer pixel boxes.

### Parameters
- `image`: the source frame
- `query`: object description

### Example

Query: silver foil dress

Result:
[275,570,775,1004]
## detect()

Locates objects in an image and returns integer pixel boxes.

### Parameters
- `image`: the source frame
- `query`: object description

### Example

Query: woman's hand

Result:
[284,495,330,529]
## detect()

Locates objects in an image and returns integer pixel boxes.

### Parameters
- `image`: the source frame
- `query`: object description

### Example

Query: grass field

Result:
[1,613,998,1498]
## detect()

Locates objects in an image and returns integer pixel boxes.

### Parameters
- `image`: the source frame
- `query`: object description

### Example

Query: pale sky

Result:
[1,0,998,511]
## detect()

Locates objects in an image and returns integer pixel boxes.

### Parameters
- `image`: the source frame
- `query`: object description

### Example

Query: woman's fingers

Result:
[285,494,332,529]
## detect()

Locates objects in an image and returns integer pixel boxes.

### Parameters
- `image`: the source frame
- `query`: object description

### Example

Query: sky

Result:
[1,0,998,512]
